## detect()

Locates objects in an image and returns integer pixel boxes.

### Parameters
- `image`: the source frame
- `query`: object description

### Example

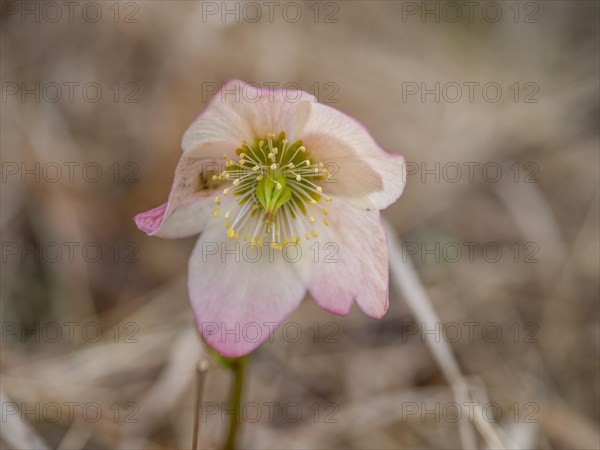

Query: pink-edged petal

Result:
[134,155,219,238]
[306,197,389,318]
[134,193,212,238]
[188,217,310,357]
[182,80,315,156]
[299,102,406,210]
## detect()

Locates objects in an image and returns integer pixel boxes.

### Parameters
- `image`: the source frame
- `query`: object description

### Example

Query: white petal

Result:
[182,80,315,157]
[134,156,219,238]
[300,102,406,210]
[305,197,389,318]
[188,215,311,356]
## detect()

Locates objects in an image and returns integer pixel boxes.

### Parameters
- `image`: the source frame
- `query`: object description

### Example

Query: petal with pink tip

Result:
[182,80,314,156]
[134,155,219,238]
[188,215,310,357]
[300,102,406,210]
[306,197,389,318]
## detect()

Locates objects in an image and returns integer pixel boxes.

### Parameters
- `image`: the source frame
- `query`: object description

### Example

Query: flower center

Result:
[211,132,332,249]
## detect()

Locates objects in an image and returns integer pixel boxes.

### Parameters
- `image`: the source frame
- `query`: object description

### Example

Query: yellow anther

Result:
[270,163,278,170]
[233,179,240,186]
[223,188,230,195]
[311,230,318,238]
[212,175,218,181]
[227,228,235,238]
[225,210,230,219]
[212,209,220,217]
[323,219,329,226]
[316,186,323,193]
[305,233,311,240]
[239,159,246,165]
[299,146,306,152]
[296,175,301,181]
[276,182,282,190]
[214,197,221,205]
[256,175,263,181]
[309,216,315,223]
[252,165,260,171]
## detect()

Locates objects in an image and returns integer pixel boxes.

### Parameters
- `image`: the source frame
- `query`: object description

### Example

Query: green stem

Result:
[221,355,248,450]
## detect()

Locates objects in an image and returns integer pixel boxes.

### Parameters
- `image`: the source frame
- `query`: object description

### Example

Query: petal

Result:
[134,155,220,238]
[188,215,310,357]
[182,80,315,157]
[299,102,406,210]
[306,198,389,318]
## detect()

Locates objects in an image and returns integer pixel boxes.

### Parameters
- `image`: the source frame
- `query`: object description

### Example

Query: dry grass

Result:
[1,1,598,449]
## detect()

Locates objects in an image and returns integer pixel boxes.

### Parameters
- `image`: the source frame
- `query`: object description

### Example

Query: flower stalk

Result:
[221,355,248,450]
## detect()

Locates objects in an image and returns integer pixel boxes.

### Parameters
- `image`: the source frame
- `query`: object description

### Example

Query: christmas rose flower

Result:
[135,80,406,356]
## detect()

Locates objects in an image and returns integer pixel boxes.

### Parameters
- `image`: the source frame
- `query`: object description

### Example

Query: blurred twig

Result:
[385,219,516,450]
[192,360,210,450]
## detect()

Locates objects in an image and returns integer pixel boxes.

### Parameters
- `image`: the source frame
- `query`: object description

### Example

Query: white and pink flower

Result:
[135,80,406,356]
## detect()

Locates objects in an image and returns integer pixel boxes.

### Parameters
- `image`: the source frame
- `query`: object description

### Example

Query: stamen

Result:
[212,132,330,247]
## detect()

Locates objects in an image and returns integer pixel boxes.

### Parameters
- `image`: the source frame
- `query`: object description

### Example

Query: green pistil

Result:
[256,172,292,225]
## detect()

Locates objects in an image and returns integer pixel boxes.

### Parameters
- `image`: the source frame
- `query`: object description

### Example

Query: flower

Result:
[135,80,406,356]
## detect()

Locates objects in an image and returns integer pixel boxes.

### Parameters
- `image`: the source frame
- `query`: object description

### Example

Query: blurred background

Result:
[1,1,599,449]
